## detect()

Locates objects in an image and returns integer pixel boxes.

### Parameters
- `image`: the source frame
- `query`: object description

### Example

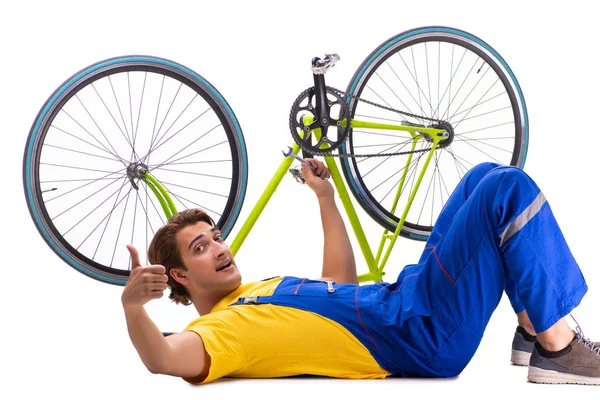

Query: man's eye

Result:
[195,244,205,253]
[215,235,223,241]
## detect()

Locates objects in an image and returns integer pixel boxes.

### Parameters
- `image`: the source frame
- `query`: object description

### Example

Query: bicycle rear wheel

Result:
[341,26,528,240]
[23,56,248,285]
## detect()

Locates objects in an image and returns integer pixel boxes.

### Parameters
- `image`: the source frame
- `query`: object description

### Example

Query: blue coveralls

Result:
[232,162,588,378]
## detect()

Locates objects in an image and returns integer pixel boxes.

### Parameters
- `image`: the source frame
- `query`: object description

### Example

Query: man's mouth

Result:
[216,261,232,272]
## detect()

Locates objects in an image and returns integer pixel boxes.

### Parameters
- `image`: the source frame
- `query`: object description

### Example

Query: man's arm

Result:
[124,305,210,377]
[302,160,358,284]
[123,245,210,378]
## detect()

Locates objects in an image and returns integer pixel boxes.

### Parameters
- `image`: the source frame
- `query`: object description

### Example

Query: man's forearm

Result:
[318,194,358,284]
[124,305,172,373]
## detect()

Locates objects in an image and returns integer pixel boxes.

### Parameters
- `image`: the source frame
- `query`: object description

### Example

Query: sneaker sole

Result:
[528,366,600,385]
[511,350,530,366]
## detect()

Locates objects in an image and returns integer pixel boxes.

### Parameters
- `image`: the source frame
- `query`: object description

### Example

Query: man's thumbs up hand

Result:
[121,245,168,309]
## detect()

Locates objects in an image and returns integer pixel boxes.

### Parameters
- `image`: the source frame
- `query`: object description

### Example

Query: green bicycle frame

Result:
[143,172,178,219]
[230,116,445,283]
[141,117,445,283]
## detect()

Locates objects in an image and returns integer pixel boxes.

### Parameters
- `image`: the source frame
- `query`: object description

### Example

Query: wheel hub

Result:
[126,162,149,190]
[429,121,455,149]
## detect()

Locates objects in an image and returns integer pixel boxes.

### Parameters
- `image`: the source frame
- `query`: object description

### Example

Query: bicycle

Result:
[22,26,528,286]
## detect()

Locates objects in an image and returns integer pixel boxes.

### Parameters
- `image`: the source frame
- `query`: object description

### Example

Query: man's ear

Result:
[170,267,188,285]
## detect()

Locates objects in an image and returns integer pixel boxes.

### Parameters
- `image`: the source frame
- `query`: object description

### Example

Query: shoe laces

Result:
[571,314,600,356]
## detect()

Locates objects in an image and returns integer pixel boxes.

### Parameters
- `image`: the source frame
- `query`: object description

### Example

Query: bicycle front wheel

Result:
[23,56,248,285]
[341,26,528,240]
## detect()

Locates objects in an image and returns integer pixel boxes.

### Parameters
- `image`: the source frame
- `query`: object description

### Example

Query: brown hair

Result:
[148,208,216,305]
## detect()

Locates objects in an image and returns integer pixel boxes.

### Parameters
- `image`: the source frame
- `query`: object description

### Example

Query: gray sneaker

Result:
[511,326,537,366]
[528,327,600,385]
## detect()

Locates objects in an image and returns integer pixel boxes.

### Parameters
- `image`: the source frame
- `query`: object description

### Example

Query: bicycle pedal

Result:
[288,166,305,184]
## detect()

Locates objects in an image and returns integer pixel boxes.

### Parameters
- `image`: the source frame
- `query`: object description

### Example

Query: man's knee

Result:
[482,165,531,186]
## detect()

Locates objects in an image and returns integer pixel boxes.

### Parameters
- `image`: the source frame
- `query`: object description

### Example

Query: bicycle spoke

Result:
[130,71,147,161]
[352,129,413,140]
[40,162,127,175]
[361,140,414,178]
[457,121,513,136]
[354,113,411,125]
[109,187,133,267]
[356,141,409,165]
[127,72,135,146]
[455,136,515,141]
[41,176,124,184]
[75,93,128,164]
[354,142,411,149]
[149,120,220,168]
[143,82,184,160]
[444,145,475,173]
[453,135,513,154]
[161,185,222,216]
[54,177,128,222]
[370,144,426,194]
[416,156,436,226]
[148,159,231,168]
[425,42,434,119]
[410,46,424,120]
[129,189,139,261]
[431,47,468,120]
[364,84,398,111]
[395,49,437,121]
[148,75,166,157]
[75,184,133,249]
[45,170,126,203]
[440,56,480,121]
[139,183,166,227]
[50,125,126,162]
[61,110,127,164]
[447,92,505,120]
[446,65,492,123]
[152,136,226,170]
[436,42,440,120]
[451,78,503,131]
[145,95,204,157]
[154,179,229,198]
[133,188,156,240]
[108,75,132,143]
[93,177,130,258]
[43,143,125,163]
[91,82,135,154]
[378,151,424,204]
[377,66,423,122]
[451,104,511,126]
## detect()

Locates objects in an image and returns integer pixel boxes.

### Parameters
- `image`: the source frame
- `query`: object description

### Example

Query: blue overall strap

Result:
[229,296,273,306]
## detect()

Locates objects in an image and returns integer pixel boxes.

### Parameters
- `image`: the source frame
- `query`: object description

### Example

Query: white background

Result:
[2,0,599,398]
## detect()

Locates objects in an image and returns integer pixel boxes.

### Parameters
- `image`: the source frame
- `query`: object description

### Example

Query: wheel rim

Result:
[342,28,526,238]
[25,59,245,281]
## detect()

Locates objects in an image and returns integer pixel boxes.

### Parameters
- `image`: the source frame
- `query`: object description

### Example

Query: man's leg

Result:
[408,165,588,378]
[417,162,530,320]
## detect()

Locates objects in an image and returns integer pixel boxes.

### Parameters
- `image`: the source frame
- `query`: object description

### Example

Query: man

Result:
[122,159,599,385]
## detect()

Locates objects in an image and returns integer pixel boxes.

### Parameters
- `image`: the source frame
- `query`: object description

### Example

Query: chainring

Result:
[288,86,351,154]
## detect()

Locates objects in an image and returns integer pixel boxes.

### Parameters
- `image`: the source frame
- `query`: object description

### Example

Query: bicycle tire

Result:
[340,26,528,240]
[23,55,248,285]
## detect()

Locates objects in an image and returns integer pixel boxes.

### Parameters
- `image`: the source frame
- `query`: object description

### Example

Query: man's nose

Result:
[213,240,228,257]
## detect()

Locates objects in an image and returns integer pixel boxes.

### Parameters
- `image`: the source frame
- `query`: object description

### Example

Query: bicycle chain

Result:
[292,86,444,158]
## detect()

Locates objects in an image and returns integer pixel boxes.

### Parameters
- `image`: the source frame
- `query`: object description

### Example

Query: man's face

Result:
[175,221,242,299]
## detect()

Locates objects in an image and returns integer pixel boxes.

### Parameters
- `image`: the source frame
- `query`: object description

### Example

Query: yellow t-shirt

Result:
[183,277,390,384]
